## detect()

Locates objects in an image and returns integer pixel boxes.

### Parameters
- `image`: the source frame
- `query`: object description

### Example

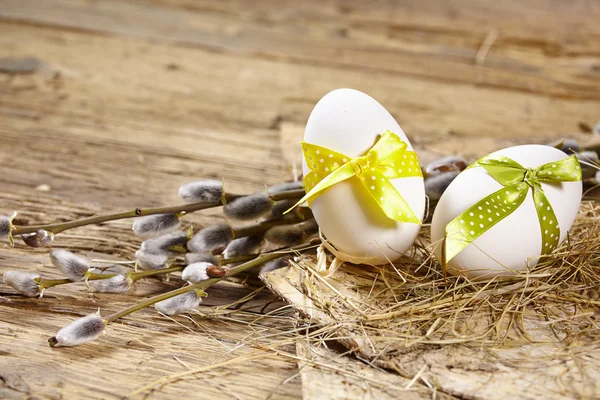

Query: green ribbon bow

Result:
[443,154,582,269]
[290,130,422,223]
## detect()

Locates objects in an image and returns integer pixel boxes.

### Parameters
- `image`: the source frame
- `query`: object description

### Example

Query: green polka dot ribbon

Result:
[442,154,582,271]
[288,130,423,223]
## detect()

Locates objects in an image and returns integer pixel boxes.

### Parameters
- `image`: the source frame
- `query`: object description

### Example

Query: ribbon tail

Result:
[363,170,420,223]
[284,162,357,214]
[532,187,560,255]
[443,183,528,267]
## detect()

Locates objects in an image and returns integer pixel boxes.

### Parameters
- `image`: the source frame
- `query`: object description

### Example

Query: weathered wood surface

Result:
[0,0,599,399]
[263,256,600,400]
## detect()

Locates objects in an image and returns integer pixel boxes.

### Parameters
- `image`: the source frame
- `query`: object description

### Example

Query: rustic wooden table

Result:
[1,1,599,398]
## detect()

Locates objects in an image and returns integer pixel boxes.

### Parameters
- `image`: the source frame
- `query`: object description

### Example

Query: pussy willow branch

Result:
[12,189,305,236]
[39,253,264,290]
[232,214,312,238]
[38,266,184,290]
[104,241,318,323]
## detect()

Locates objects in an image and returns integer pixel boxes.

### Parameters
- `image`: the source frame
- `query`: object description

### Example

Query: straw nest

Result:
[262,201,600,399]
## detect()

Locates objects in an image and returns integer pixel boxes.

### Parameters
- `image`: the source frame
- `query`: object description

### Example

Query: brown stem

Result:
[12,189,305,236]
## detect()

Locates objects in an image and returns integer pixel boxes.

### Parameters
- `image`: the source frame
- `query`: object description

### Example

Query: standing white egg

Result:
[431,145,582,279]
[302,88,426,264]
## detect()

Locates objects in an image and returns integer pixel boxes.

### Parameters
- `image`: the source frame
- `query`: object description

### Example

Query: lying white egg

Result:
[302,88,426,264]
[431,144,582,279]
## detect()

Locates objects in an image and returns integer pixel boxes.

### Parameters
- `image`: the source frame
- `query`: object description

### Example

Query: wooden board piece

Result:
[0,0,599,398]
[295,340,444,400]
[262,258,600,400]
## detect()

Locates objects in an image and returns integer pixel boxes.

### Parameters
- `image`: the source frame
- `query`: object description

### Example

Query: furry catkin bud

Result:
[132,214,181,238]
[594,122,600,137]
[0,212,16,245]
[22,229,54,247]
[135,250,169,270]
[141,231,188,255]
[267,181,304,194]
[187,223,233,254]
[89,275,131,293]
[576,151,599,179]
[49,314,105,347]
[265,219,318,246]
[223,235,264,258]
[424,156,467,177]
[155,291,202,315]
[552,138,580,154]
[259,257,290,275]
[3,271,41,297]
[182,262,211,283]
[299,219,318,235]
[50,249,91,281]
[185,252,218,266]
[265,225,303,245]
[425,171,460,201]
[223,193,273,221]
[270,199,298,219]
[178,179,223,203]
[0,216,11,238]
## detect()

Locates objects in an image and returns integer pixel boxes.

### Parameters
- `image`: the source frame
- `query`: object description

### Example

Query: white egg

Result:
[302,88,426,264]
[431,145,582,279]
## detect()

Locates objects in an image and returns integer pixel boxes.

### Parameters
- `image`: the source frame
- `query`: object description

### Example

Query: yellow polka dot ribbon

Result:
[442,154,582,272]
[288,130,423,223]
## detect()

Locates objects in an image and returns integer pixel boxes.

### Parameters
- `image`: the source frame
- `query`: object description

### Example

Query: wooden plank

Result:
[0,0,599,398]
[263,260,600,400]
[2,0,600,100]
[295,340,444,400]
[0,19,597,160]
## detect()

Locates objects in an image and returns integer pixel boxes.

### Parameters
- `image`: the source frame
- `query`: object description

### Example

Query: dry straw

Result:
[265,201,600,357]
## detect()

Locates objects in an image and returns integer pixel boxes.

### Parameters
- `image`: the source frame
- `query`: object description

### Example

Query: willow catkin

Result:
[135,250,169,270]
[187,223,233,254]
[155,291,202,316]
[223,193,273,221]
[132,214,181,238]
[3,271,41,297]
[49,314,105,347]
[89,275,131,293]
[50,249,91,281]
[223,235,264,258]
[141,231,188,255]
[0,216,12,237]
[425,171,460,201]
[178,179,223,203]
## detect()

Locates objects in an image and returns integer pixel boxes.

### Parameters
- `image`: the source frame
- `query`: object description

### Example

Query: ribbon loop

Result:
[288,130,423,224]
[443,154,582,270]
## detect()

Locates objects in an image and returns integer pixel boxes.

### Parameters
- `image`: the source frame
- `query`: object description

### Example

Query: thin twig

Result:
[12,189,305,235]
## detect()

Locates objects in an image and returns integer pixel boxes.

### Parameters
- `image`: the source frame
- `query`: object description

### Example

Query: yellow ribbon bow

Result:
[290,130,423,223]
[442,154,582,270]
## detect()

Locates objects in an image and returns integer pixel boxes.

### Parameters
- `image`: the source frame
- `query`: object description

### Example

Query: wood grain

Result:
[0,0,598,398]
